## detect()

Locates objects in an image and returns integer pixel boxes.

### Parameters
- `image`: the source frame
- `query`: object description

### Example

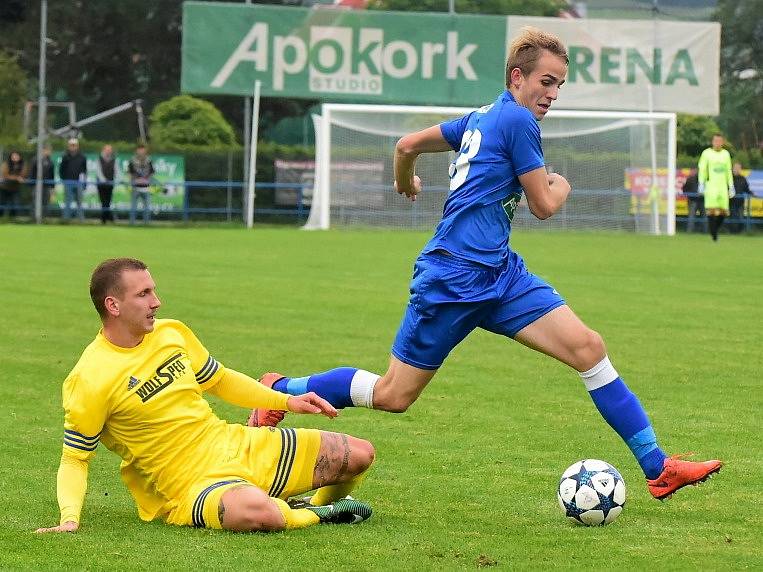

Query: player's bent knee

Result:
[372,383,417,413]
[220,488,286,532]
[347,436,375,474]
[575,329,606,370]
[587,329,606,358]
[375,395,413,413]
[372,365,433,413]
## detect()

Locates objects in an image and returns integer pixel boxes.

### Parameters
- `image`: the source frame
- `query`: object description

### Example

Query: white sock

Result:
[578,356,619,391]
[349,369,379,408]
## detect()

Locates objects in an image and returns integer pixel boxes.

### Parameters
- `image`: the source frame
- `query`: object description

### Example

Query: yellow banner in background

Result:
[625,168,762,217]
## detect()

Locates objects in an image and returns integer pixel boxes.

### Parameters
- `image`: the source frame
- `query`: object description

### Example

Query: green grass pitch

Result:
[0,224,760,570]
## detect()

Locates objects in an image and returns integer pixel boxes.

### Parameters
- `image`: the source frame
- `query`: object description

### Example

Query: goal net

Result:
[305,104,676,235]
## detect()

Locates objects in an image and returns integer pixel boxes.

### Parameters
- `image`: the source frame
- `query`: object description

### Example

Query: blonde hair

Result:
[506,26,568,88]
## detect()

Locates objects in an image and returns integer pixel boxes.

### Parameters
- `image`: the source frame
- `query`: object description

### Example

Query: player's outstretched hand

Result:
[394,175,422,201]
[287,392,338,419]
[35,521,79,534]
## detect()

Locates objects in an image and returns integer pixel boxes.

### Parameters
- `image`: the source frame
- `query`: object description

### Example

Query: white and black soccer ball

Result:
[557,459,626,526]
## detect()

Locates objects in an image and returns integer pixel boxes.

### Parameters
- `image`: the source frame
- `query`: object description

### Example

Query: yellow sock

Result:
[310,466,371,506]
[272,498,319,529]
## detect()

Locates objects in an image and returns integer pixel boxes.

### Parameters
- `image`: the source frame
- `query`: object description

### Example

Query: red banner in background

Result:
[624,168,691,197]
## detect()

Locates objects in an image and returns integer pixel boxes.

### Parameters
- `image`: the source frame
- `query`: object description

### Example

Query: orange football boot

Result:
[647,453,723,500]
[246,372,288,427]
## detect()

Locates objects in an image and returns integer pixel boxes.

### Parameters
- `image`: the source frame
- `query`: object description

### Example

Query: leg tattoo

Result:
[314,433,353,488]
[340,434,350,476]
[218,499,226,526]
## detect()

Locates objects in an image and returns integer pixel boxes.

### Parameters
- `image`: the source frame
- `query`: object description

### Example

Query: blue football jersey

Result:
[422,90,544,267]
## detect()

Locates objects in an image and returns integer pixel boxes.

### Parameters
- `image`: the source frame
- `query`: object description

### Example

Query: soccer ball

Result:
[557,459,626,526]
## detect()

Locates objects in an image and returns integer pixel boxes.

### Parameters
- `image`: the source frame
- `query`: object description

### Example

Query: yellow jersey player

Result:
[36,258,374,534]
[698,134,734,241]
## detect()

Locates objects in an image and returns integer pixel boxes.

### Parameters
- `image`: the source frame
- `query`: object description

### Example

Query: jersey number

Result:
[448,129,482,191]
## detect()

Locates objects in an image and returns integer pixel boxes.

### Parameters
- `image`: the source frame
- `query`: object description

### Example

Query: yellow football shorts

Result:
[704,187,730,211]
[166,426,321,529]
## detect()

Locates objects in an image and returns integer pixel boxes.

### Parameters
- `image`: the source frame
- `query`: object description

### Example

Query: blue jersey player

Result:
[251,27,721,501]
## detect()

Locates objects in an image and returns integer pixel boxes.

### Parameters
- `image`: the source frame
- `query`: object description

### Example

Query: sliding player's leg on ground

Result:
[227,430,375,530]
[177,428,375,532]
[512,304,722,499]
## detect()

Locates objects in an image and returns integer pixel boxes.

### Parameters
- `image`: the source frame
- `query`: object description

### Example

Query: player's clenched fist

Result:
[394,175,422,201]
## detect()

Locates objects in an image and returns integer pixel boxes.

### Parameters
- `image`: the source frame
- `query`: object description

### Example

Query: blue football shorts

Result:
[391,250,566,370]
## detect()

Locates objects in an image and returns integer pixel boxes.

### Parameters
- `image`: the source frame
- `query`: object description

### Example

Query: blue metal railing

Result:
[0,179,310,222]
[678,192,759,232]
[1,179,760,230]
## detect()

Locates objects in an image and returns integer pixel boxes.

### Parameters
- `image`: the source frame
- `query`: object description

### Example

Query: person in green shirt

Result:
[697,134,734,241]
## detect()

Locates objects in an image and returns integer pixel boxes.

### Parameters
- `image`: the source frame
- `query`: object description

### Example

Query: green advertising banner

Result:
[182,4,720,114]
[51,153,186,211]
[181,2,506,106]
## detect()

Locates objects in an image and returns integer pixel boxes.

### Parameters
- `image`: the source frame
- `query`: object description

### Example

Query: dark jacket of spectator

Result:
[682,173,699,195]
[31,153,55,187]
[98,155,117,185]
[128,154,155,189]
[59,150,87,183]
[1,153,27,193]
[733,173,751,196]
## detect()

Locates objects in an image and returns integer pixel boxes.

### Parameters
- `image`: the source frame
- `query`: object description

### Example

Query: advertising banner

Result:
[274,159,384,207]
[51,153,185,212]
[183,4,720,114]
[625,167,689,216]
[182,3,508,105]
[274,159,314,206]
[507,16,720,115]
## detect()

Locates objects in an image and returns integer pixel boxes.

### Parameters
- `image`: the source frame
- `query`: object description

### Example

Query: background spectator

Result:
[59,138,87,222]
[1,151,27,220]
[96,144,119,224]
[681,167,705,233]
[730,162,751,234]
[31,145,56,216]
[128,144,155,225]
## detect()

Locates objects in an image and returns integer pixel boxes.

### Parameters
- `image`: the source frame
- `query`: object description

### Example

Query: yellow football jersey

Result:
[62,319,236,521]
[698,148,733,195]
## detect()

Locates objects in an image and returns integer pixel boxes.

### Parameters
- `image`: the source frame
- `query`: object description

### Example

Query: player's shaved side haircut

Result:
[90,258,148,318]
[505,26,568,88]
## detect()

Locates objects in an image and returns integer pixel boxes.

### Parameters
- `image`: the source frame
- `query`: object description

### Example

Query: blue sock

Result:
[272,367,359,409]
[581,357,667,479]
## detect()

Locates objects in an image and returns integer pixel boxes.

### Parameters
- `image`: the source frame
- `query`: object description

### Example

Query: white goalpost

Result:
[305,103,676,235]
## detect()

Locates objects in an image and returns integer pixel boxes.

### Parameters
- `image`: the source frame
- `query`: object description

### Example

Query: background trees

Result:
[714,0,762,154]
[0,50,28,142]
